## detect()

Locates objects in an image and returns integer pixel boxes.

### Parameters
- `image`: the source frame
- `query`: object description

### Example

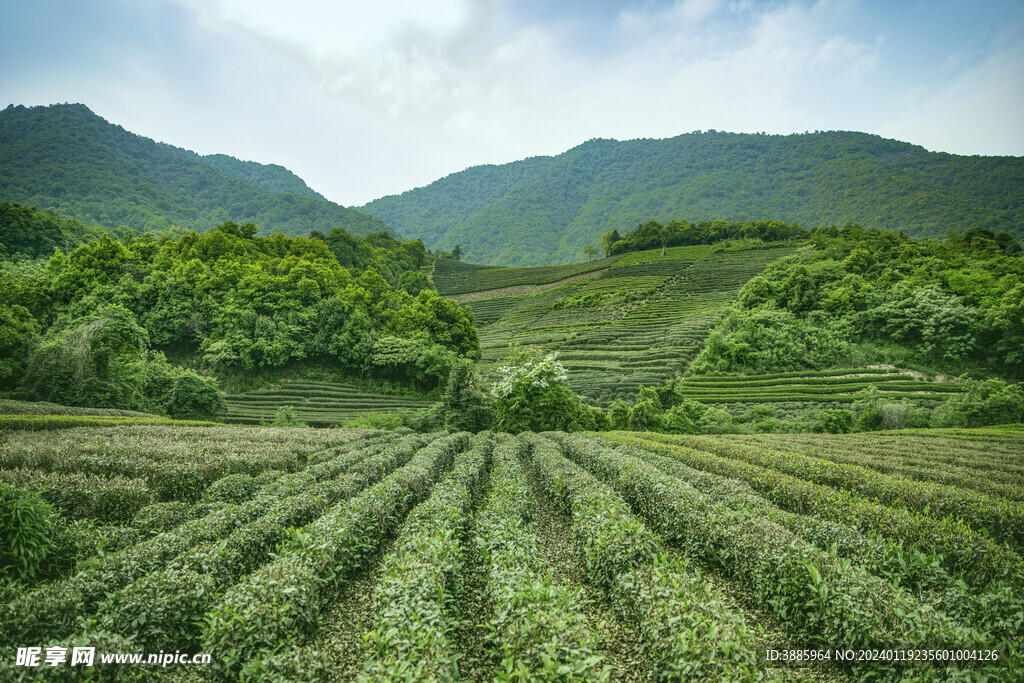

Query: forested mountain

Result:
[0,202,111,259]
[0,103,390,237]
[360,132,1024,266]
[201,154,326,200]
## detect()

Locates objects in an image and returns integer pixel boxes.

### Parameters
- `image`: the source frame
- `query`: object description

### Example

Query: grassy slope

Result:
[437,244,792,404]
[440,244,966,409]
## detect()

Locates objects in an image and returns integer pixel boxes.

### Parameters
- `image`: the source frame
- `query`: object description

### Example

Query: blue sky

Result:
[1,0,1022,206]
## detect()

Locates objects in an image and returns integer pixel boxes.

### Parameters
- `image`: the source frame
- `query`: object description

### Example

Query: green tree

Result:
[490,352,598,432]
[435,359,492,431]
[24,304,149,409]
[583,244,598,261]
[601,230,621,257]
[164,371,228,422]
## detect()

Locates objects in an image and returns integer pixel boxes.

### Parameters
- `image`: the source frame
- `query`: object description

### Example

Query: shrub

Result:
[932,379,1024,428]
[164,371,228,421]
[813,409,854,433]
[0,482,74,584]
[271,405,307,427]
[435,358,492,432]
[204,473,259,504]
[131,501,203,535]
[491,352,597,432]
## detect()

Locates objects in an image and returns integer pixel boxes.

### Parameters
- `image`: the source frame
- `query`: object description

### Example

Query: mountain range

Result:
[360,132,1024,265]
[0,103,389,238]
[2,104,1022,267]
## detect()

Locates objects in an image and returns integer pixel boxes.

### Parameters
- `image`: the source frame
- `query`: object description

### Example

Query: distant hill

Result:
[0,103,391,237]
[201,154,326,200]
[361,131,1024,265]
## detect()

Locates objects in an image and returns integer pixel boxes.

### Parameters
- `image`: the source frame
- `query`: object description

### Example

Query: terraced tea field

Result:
[1,424,1021,680]
[224,380,434,426]
[432,255,622,296]
[439,245,794,404]
[676,368,963,409]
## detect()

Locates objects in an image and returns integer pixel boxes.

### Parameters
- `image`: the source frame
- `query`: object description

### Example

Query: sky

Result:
[1,0,1022,207]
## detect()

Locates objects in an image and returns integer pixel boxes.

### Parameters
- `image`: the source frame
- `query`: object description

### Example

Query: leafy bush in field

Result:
[932,379,1024,428]
[610,381,739,435]
[435,358,493,432]
[204,473,260,504]
[813,408,855,433]
[131,501,205,535]
[491,352,604,432]
[69,520,141,561]
[271,406,306,427]
[162,370,228,421]
[0,482,73,584]
[239,647,334,682]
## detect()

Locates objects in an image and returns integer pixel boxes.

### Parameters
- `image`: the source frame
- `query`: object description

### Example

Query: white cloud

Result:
[29,0,1014,207]
[879,40,1024,156]
[183,0,474,61]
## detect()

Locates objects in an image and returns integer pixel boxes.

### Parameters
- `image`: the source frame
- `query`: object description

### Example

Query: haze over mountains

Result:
[0,104,389,238]
[361,132,1024,265]
[1,103,1022,267]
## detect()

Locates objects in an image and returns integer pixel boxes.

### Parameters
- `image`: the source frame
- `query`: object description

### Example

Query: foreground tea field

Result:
[2,424,1022,681]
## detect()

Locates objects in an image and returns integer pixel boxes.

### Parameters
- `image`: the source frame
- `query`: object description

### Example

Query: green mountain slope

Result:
[201,154,326,200]
[361,132,1024,265]
[0,103,390,237]
[439,243,795,404]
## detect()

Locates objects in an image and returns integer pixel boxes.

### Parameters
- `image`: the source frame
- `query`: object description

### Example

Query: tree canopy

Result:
[691,225,1024,378]
[1,221,479,410]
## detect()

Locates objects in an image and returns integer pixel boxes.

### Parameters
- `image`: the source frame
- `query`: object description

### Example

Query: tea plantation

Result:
[223,381,433,427]
[438,245,796,404]
[1,423,1022,680]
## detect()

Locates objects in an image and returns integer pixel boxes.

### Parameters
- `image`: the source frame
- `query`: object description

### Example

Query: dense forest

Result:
[0,202,114,259]
[692,225,1023,379]
[0,104,390,238]
[361,131,1024,265]
[602,218,810,256]
[0,221,478,419]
